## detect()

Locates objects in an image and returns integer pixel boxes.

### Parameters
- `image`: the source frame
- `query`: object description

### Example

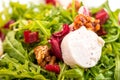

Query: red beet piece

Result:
[49,24,70,60]
[45,64,60,74]
[24,30,39,43]
[95,9,109,24]
[49,36,62,60]
[45,0,56,5]
[0,31,5,41]
[3,20,15,29]
[97,27,107,36]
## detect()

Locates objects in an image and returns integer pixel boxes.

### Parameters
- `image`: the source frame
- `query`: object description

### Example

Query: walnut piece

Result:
[74,14,100,32]
[34,45,57,67]
[34,45,49,65]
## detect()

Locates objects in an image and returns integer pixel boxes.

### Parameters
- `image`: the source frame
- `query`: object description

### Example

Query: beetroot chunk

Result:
[0,31,5,41]
[24,30,39,43]
[95,9,109,24]
[97,27,107,36]
[49,36,62,60]
[3,20,15,29]
[53,24,70,43]
[45,64,60,74]
[45,0,56,6]
[49,24,70,60]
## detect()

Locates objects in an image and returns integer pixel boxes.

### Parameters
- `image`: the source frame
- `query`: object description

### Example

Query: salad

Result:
[0,0,120,80]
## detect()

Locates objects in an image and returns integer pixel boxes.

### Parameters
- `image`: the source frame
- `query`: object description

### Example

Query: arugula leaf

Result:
[114,55,120,80]
[71,0,76,18]
[58,63,84,80]
[10,2,27,20]
[0,54,46,80]
[112,43,120,80]
[61,66,84,80]
[63,68,84,79]
[58,63,67,80]
[103,28,120,43]
[35,20,51,38]
[3,31,28,63]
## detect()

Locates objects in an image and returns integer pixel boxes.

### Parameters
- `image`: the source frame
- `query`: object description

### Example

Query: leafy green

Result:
[71,0,76,18]
[112,43,120,80]
[63,68,84,79]
[35,20,51,38]
[10,2,27,20]
[115,55,120,80]
[3,31,28,63]
[103,28,120,43]
[0,54,46,80]
[58,64,84,80]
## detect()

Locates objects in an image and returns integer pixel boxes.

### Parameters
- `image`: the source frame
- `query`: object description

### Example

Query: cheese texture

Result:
[61,26,105,68]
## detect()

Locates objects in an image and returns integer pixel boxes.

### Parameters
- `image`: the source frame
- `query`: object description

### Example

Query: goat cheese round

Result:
[0,39,3,56]
[61,26,105,68]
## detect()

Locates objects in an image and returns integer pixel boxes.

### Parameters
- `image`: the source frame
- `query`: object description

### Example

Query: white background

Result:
[0,0,120,11]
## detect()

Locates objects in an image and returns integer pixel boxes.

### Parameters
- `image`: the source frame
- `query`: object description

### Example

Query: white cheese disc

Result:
[61,26,105,68]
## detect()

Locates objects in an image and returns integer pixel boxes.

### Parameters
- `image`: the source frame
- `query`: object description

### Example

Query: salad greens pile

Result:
[0,0,120,80]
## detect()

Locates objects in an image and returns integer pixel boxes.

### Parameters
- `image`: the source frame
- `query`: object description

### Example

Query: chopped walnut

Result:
[34,45,57,67]
[40,61,47,68]
[74,14,100,32]
[49,56,56,65]
[45,56,51,62]
[34,45,49,65]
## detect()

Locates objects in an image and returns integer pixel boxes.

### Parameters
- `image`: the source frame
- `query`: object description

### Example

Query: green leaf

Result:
[10,2,27,20]
[36,20,51,38]
[112,43,120,80]
[95,73,105,80]
[114,55,120,80]
[62,67,84,79]
[0,54,46,80]
[3,31,28,63]
[103,28,120,43]
[58,63,67,80]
